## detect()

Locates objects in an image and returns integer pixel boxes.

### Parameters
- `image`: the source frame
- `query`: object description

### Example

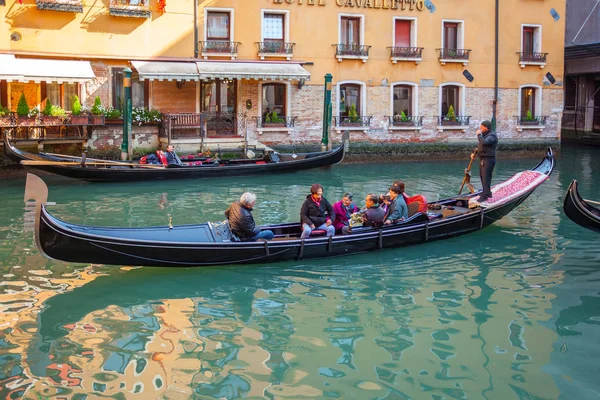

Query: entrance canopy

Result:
[196,61,310,81]
[0,55,95,83]
[131,61,200,81]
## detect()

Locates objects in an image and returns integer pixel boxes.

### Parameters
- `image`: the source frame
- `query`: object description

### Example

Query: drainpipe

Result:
[193,0,199,58]
[121,68,132,161]
[492,0,499,132]
[322,74,333,151]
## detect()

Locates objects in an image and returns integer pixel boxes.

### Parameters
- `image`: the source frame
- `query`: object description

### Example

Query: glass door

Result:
[201,79,237,136]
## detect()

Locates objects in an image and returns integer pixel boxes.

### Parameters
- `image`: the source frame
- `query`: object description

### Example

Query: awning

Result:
[196,61,310,81]
[131,60,200,81]
[0,55,95,83]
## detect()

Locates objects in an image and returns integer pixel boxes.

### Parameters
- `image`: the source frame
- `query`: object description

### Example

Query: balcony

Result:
[437,48,471,66]
[333,44,371,63]
[435,115,471,132]
[514,115,548,131]
[334,115,372,133]
[255,41,295,61]
[255,116,297,134]
[109,0,151,18]
[387,47,424,64]
[387,116,424,131]
[35,0,83,12]
[200,41,241,60]
[516,52,548,68]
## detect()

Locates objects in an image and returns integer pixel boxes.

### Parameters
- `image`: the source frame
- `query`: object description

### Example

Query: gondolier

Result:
[473,120,498,202]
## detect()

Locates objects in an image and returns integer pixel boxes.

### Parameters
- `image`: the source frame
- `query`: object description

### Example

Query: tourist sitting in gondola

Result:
[393,180,428,214]
[379,193,391,213]
[363,193,386,228]
[333,192,360,235]
[165,144,183,166]
[300,184,336,239]
[384,186,408,225]
[225,192,274,241]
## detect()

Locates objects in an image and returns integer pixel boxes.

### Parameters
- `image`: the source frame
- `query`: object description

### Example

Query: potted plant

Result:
[522,110,538,125]
[40,99,67,125]
[264,110,285,127]
[16,93,36,125]
[90,96,106,125]
[344,104,361,126]
[103,107,123,124]
[0,103,13,127]
[394,110,413,126]
[442,105,459,125]
[70,95,89,125]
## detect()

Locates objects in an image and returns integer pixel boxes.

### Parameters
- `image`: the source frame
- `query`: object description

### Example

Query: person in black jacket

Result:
[473,120,498,201]
[300,183,336,239]
[225,192,274,241]
[165,144,183,166]
[362,193,385,228]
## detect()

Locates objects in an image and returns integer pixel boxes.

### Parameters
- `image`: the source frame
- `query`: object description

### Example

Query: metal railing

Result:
[334,116,372,127]
[436,48,471,60]
[516,52,548,63]
[387,47,424,59]
[436,115,471,126]
[255,41,295,55]
[200,41,241,54]
[333,44,371,57]
[514,115,548,125]
[387,116,424,127]
[255,116,297,128]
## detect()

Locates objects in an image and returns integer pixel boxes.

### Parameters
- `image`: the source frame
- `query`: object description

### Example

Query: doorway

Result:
[201,79,237,137]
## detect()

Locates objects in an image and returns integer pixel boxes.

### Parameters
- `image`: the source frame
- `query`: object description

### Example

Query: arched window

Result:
[339,84,361,116]
[520,86,536,117]
[441,85,460,116]
[262,83,286,118]
[392,85,413,116]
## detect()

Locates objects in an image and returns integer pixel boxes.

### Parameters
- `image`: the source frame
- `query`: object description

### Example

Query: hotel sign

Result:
[273,0,425,11]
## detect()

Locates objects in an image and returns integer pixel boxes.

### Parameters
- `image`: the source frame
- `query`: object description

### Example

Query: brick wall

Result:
[84,62,110,108]
[152,81,196,113]
[89,125,159,151]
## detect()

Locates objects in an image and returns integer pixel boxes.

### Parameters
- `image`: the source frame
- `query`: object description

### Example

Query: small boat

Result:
[4,133,346,182]
[24,148,555,267]
[563,180,600,233]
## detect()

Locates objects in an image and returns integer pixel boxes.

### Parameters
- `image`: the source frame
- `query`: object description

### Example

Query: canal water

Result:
[0,145,599,399]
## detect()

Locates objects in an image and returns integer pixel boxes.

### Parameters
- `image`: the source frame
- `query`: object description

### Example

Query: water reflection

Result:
[1,145,600,398]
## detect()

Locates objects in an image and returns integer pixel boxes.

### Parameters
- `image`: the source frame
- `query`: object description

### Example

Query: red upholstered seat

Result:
[310,229,327,236]
[256,161,266,165]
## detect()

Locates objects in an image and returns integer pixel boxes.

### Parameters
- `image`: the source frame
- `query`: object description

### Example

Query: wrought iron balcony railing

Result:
[334,116,372,127]
[516,52,548,63]
[387,47,424,59]
[255,116,297,128]
[387,116,424,127]
[200,41,241,55]
[255,41,295,55]
[109,0,151,18]
[437,48,471,61]
[333,44,371,58]
[514,115,548,125]
[436,115,471,126]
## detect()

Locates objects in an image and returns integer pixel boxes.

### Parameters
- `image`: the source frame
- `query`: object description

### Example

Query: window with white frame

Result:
[392,85,414,117]
[263,13,285,43]
[521,25,542,59]
[441,85,460,116]
[46,83,78,111]
[442,20,464,50]
[438,82,466,125]
[519,85,542,118]
[339,83,362,117]
[341,16,361,46]
[393,18,416,48]
[207,11,231,41]
[262,83,286,118]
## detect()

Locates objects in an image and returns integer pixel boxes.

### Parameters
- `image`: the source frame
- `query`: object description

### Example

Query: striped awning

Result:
[131,61,200,81]
[196,61,310,81]
[0,55,95,83]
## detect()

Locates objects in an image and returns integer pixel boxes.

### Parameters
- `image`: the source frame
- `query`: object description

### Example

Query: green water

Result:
[1,145,599,399]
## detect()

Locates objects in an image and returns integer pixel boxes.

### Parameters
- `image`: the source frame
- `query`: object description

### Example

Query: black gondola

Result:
[4,133,346,182]
[23,148,555,267]
[563,180,600,233]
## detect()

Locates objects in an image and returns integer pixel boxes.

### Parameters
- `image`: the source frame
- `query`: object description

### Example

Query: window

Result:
[522,25,541,54]
[394,19,411,47]
[339,84,361,116]
[341,16,360,46]
[112,68,145,109]
[45,83,78,111]
[441,85,460,115]
[207,11,230,41]
[262,83,286,117]
[520,86,537,117]
[443,22,458,49]
[263,13,284,42]
[564,76,577,109]
[393,85,412,116]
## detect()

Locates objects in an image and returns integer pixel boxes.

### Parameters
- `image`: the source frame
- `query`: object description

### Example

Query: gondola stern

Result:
[24,173,52,260]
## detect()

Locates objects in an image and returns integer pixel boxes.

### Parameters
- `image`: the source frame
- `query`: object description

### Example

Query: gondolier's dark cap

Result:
[481,120,492,130]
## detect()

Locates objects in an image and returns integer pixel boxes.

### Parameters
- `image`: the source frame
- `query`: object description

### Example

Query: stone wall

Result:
[89,125,159,151]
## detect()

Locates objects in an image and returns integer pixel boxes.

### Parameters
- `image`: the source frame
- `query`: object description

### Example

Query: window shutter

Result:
[395,20,411,47]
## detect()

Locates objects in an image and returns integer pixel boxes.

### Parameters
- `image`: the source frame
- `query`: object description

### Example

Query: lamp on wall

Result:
[176,80,185,89]
[297,78,306,89]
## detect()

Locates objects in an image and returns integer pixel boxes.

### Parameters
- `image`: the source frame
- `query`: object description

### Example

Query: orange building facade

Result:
[0,0,566,147]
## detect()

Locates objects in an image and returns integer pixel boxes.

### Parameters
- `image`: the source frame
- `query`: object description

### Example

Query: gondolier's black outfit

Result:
[476,122,498,201]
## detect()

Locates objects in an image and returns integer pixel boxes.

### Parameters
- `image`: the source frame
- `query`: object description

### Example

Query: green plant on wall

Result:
[42,99,67,118]
[17,93,30,117]
[91,96,104,116]
[270,110,284,123]
[42,99,53,116]
[400,110,410,122]
[348,103,359,123]
[445,105,456,121]
[265,112,271,123]
[524,109,536,121]
[71,95,82,116]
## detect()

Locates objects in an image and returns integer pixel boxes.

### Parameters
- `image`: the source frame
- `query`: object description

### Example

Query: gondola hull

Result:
[563,180,600,233]
[24,148,555,267]
[4,133,346,182]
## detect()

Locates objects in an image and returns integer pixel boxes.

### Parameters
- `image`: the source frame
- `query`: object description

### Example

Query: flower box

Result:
[521,119,539,126]
[0,116,14,126]
[105,118,124,125]
[70,115,89,125]
[18,116,38,126]
[441,120,461,126]
[40,116,65,126]
[91,115,105,125]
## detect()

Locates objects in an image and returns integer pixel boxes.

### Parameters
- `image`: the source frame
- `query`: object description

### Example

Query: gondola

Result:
[23,148,555,267]
[563,180,600,233]
[4,133,346,182]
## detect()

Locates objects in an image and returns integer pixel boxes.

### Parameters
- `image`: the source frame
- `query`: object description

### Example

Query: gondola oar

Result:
[458,149,477,195]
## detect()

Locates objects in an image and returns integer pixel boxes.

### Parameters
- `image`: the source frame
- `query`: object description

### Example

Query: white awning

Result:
[131,61,200,81]
[196,61,310,81]
[0,56,95,83]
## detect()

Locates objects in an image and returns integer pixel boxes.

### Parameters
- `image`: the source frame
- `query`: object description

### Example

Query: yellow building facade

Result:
[0,0,565,146]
